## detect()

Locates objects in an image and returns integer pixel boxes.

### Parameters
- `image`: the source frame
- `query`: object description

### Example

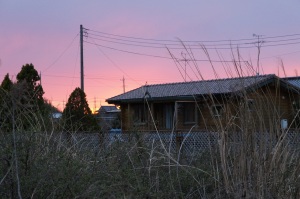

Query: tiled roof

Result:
[99,106,118,112]
[283,76,300,89]
[107,74,279,103]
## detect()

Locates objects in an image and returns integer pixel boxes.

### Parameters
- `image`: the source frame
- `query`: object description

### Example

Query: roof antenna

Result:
[144,82,151,98]
[253,33,264,76]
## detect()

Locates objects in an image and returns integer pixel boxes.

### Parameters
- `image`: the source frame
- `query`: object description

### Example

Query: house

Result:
[106,74,300,132]
[96,105,121,131]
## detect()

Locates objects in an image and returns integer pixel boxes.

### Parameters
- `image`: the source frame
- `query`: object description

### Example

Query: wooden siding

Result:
[120,82,300,132]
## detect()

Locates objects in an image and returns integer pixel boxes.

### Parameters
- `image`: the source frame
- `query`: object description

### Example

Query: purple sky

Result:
[1,1,300,111]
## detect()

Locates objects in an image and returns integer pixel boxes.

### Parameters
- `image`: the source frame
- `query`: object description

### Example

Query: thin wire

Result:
[85,40,173,59]
[86,28,258,43]
[84,40,243,63]
[262,37,300,44]
[262,40,300,47]
[259,33,300,40]
[86,32,300,50]
[43,33,79,72]
[70,42,80,92]
[86,35,257,50]
[42,74,170,84]
[87,32,256,47]
[89,38,140,85]
[42,74,120,80]
[89,37,170,92]
[86,27,300,44]
[261,49,300,60]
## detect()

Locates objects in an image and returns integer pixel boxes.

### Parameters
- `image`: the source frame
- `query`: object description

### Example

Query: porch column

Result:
[174,101,178,130]
[195,102,198,129]
[127,103,131,131]
[149,103,154,130]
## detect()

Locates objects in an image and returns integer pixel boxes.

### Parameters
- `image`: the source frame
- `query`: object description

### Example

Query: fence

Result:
[56,130,300,155]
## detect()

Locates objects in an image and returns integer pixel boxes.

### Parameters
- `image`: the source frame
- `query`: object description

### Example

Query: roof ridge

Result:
[107,86,143,100]
[146,74,276,87]
[106,74,278,102]
[282,76,300,80]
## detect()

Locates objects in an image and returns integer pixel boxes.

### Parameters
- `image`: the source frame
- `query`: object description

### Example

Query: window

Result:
[132,104,146,123]
[240,99,255,111]
[184,102,196,123]
[211,105,224,117]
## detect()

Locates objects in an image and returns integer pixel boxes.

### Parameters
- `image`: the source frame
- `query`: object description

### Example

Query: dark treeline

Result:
[0,63,99,133]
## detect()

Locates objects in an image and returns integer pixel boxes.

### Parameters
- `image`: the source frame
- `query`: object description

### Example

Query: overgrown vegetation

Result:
[0,54,299,198]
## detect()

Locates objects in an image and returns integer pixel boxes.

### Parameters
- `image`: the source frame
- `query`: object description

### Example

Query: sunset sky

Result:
[1,1,300,112]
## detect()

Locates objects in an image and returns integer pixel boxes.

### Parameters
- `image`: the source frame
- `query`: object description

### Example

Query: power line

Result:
[44,27,300,112]
[70,40,80,90]
[86,35,300,51]
[86,28,258,43]
[87,32,255,47]
[43,33,79,72]
[21,73,171,85]
[89,38,135,82]
[86,27,300,45]
[261,37,300,44]
[80,37,178,93]
[84,40,243,63]
[85,40,173,59]
[86,35,256,50]
[261,49,300,60]
[84,28,300,62]
[260,40,300,47]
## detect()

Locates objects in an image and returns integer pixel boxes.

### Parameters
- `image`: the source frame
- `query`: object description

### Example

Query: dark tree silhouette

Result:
[1,73,13,91]
[0,73,13,132]
[63,87,99,132]
[11,63,47,131]
[16,63,44,109]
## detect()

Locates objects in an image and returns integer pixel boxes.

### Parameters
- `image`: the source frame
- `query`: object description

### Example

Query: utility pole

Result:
[122,76,125,93]
[40,71,42,86]
[80,24,84,92]
[94,97,96,114]
[253,34,264,75]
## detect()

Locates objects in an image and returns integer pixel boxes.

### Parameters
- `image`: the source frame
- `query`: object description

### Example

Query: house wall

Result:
[153,103,164,129]
[197,84,299,132]
[195,98,231,131]
[120,103,152,131]
[239,84,299,131]
[176,101,199,130]
[120,104,129,131]
[119,83,299,132]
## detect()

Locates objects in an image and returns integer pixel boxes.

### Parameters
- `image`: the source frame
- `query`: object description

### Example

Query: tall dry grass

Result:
[0,46,299,198]
[166,44,300,198]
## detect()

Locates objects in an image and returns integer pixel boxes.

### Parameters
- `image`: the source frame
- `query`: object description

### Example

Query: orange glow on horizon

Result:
[2,1,300,114]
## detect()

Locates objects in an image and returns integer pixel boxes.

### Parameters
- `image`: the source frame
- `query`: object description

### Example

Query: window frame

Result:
[211,104,224,117]
[132,103,147,125]
[183,102,196,124]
